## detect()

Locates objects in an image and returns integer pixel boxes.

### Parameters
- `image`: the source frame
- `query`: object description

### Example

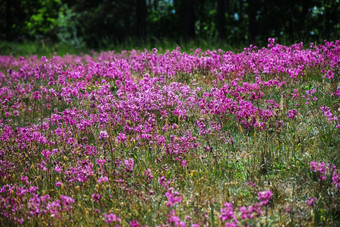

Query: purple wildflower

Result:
[124,158,134,172]
[258,190,273,205]
[305,197,317,206]
[99,130,109,140]
[219,202,238,223]
[104,213,121,224]
[117,132,127,143]
[165,187,182,207]
[332,172,340,189]
[92,193,101,202]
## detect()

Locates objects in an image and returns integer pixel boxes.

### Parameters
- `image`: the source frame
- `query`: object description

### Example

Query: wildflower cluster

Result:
[310,161,340,189]
[0,39,339,226]
[219,190,273,226]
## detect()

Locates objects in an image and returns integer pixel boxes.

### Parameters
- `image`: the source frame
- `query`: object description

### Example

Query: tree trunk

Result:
[137,0,147,40]
[288,0,294,41]
[184,0,195,41]
[153,0,158,10]
[248,0,256,44]
[217,0,226,40]
[5,0,12,40]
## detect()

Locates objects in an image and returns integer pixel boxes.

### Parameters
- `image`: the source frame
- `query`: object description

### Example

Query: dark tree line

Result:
[0,0,339,48]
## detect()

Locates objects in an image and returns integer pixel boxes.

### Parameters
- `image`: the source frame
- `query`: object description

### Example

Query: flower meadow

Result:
[0,39,339,226]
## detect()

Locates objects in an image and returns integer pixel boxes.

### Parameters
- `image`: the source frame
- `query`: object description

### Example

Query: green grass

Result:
[0,38,241,57]
[0,41,88,57]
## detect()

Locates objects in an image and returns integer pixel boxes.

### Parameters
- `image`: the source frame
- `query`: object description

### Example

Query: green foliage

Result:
[25,0,62,39]
[56,4,83,47]
[0,0,339,48]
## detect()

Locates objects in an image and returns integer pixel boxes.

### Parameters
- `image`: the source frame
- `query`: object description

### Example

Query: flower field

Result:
[0,39,339,226]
